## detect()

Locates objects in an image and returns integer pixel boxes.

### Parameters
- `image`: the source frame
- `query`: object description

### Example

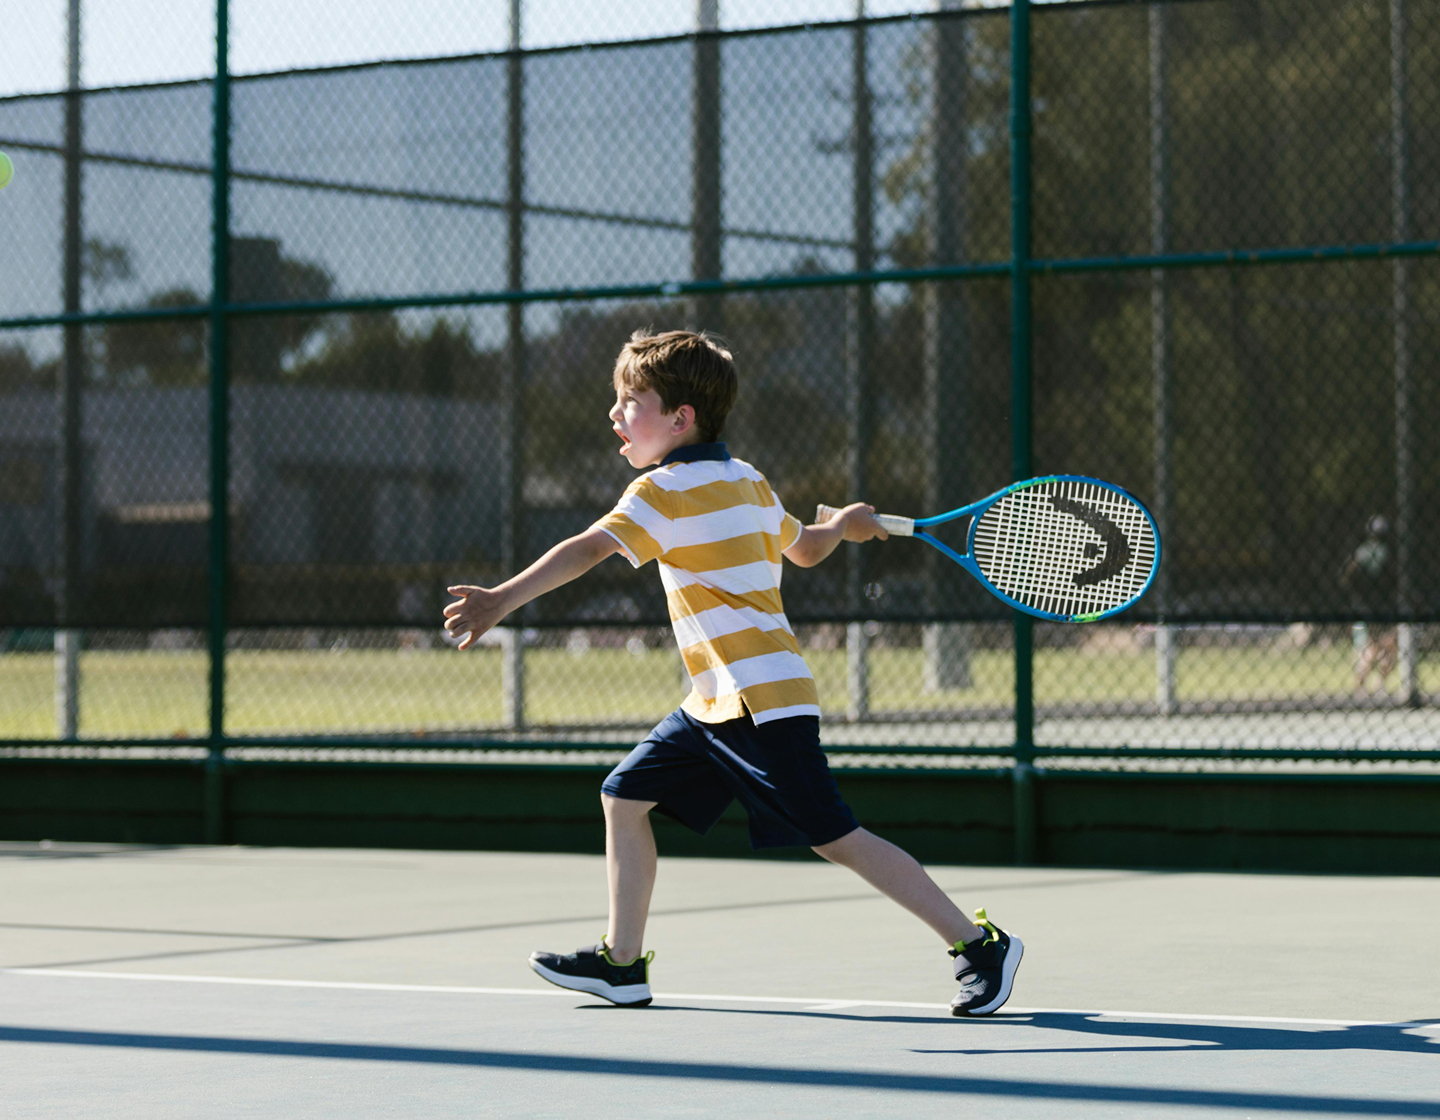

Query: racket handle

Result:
[815,504,914,537]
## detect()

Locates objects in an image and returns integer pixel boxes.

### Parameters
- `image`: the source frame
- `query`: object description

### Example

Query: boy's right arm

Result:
[443,526,621,650]
[783,503,888,568]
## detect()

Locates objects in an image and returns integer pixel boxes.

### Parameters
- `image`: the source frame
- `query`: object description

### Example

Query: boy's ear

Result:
[671,403,696,433]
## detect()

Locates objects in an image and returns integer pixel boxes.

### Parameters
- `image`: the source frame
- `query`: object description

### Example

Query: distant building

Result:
[0,385,503,626]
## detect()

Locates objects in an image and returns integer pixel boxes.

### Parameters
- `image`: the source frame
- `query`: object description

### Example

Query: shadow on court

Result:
[1,1021,1437,1116]
[911,1011,1440,1058]
[579,1004,1440,1058]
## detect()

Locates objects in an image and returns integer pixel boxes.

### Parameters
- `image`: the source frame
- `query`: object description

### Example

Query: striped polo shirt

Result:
[595,442,819,726]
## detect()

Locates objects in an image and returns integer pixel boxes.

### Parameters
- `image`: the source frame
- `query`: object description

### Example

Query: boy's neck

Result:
[649,432,704,466]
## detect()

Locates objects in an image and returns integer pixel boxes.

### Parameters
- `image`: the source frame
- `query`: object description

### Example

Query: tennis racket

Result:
[818,475,1160,623]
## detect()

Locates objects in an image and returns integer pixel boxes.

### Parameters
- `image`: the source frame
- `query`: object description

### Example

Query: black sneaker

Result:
[949,907,1023,1017]
[528,942,654,1007]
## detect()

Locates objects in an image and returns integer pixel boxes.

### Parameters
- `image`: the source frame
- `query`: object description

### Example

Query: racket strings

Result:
[972,479,1157,618]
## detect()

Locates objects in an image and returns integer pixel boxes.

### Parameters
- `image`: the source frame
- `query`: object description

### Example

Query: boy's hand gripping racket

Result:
[818,475,1161,623]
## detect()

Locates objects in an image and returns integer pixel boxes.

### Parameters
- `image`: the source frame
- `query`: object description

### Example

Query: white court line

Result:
[3,969,571,999]
[7,968,1437,1031]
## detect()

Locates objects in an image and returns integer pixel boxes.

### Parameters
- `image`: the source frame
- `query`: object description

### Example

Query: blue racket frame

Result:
[911,474,1162,623]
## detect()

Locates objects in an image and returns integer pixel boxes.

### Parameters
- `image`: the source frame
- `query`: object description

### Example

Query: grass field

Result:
[1,644,1433,740]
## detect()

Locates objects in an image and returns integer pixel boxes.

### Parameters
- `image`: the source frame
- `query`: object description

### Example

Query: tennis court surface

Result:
[2,843,1437,1119]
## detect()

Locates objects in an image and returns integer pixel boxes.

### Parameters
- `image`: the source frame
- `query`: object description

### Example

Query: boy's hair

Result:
[613,329,738,443]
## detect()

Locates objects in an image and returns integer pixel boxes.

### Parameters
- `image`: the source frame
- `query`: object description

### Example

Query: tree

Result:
[0,343,56,392]
[284,311,499,398]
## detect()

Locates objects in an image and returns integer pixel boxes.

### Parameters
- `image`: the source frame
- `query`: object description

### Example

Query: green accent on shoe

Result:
[973,907,1000,944]
[599,939,655,968]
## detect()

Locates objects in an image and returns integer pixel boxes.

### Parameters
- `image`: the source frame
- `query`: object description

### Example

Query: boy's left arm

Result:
[783,503,888,569]
[444,526,621,649]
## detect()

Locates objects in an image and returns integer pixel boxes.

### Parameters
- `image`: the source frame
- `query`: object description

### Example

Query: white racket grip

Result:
[815,504,915,537]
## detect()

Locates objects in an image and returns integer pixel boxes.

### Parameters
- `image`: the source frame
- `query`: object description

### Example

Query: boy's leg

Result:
[603,792,659,963]
[815,826,1022,1017]
[530,713,728,1008]
[526,793,659,1008]
[814,827,982,946]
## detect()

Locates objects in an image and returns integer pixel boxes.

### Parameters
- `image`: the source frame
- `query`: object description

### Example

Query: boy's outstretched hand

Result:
[442,527,622,651]
[443,585,510,651]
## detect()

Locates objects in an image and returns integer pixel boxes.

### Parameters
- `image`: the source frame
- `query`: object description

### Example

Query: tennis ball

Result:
[0,152,13,190]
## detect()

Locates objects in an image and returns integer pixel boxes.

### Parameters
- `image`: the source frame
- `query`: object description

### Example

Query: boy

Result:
[443,329,1021,1016]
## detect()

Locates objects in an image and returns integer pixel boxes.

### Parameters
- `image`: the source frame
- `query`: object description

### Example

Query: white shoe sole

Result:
[953,935,1023,1017]
[528,956,653,1007]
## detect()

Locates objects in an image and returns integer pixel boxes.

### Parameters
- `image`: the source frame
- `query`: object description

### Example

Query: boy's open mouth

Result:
[615,428,630,452]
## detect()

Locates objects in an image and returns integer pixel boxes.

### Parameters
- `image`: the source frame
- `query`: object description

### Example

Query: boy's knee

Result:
[602,792,656,819]
[812,826,867,862]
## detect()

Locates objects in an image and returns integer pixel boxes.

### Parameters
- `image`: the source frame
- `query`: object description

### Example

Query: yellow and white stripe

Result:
[596,457,818,725]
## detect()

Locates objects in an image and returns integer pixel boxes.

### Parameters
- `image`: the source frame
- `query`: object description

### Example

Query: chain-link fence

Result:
[2,0,1437,798]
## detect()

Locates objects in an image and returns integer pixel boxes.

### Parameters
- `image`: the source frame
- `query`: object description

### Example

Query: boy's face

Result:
[609,384,692,468]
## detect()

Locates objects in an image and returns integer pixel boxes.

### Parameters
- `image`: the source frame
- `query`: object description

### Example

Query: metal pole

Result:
[205,0,232,843]
[923,0,973,695]
[1391,0,1418,705]
[501,0,527,730]
[845,1,874,723]
[1150,2,1177,716]
[691,0,723,332]
[1010,0,1037,866]
[56,0,83,741]
[501,626,525,729]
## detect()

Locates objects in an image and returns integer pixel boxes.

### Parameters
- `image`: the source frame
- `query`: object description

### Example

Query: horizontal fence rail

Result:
[5,240,1440,332]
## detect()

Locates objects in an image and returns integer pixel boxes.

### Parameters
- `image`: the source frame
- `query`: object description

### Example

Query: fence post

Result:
[691,0,722,332]
[56,0,84,742]
[205,0,232,844]
[1149,2,1177,716]
[500,0,528,730]
[1391,0,1419,706]
[501,627,525,730]
[845,2,874,723]
[1010,0,1037,867]
[845,622,869,723]
[923,0,973,695]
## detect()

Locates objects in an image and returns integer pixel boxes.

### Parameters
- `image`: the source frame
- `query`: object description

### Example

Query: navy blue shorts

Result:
[601,707,860,850]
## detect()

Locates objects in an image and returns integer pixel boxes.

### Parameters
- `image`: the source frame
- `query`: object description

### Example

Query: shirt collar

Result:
[659,441,730,467]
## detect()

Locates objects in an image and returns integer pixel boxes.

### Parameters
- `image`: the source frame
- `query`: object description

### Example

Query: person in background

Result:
[1341,515,1397,693]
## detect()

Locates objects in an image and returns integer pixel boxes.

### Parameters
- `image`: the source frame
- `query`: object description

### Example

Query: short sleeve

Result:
[780,513,803,551]
[771,489,803,551]
[594,474,674,568]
